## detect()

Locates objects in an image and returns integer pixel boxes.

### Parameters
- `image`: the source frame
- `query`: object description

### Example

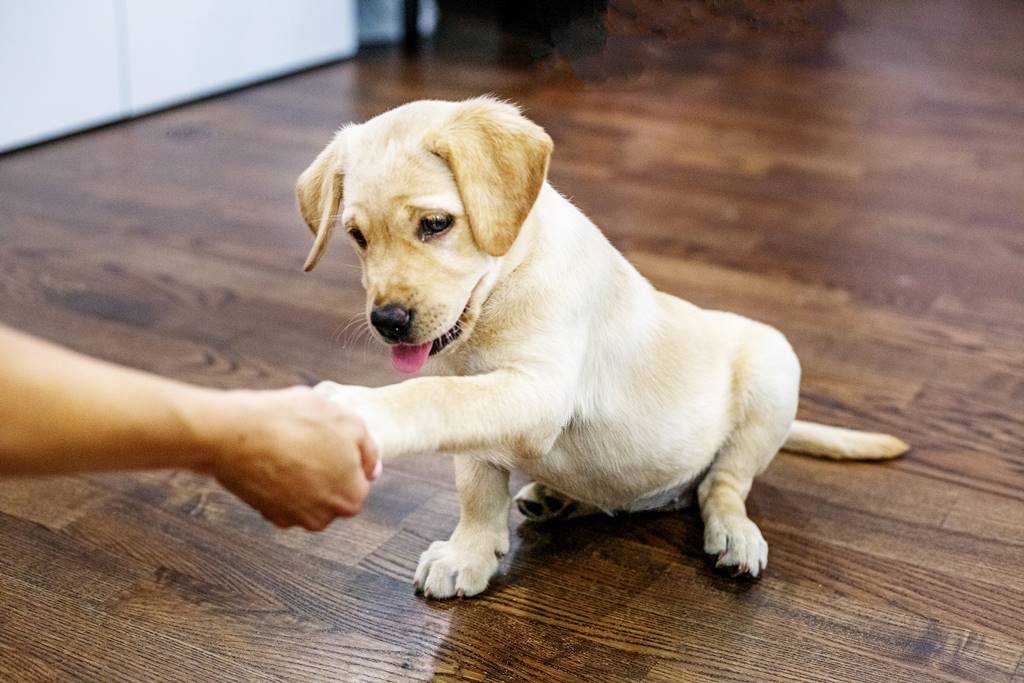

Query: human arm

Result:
[0,324,379,529]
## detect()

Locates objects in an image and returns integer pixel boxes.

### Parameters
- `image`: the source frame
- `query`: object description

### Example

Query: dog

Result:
[296,97,908,599]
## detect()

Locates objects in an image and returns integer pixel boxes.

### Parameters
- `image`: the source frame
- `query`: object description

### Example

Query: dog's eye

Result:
[348,228,367,249]
[419,214,454,239]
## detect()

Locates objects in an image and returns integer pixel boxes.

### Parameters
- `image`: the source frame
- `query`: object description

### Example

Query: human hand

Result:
[199,386,380,530]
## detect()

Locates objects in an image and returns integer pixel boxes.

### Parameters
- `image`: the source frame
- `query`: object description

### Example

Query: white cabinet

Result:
[0,0,358,152]
[121,0,358,115]
[0,0,124,152]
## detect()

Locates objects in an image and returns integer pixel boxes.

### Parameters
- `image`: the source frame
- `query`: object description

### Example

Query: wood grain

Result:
[1,0,1023,680]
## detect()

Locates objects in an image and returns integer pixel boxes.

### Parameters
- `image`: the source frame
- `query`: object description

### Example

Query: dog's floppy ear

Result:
[429,98,553,257]
[295,130,346,272]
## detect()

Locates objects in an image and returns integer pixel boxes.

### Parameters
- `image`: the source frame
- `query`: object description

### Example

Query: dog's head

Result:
[296,97,552,374]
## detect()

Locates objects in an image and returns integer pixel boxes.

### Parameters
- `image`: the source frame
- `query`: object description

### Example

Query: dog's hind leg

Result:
[698,340,799,578]
[513,481,600,522]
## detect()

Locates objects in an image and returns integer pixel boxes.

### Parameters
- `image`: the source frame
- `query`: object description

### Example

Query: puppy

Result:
[296,97,908,598]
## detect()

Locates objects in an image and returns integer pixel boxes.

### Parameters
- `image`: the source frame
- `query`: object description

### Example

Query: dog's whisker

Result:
[336,315,378,362]
[360,325,375,366]
[346,322,371,350]
[332,314,366,346]
[330,320,350,344]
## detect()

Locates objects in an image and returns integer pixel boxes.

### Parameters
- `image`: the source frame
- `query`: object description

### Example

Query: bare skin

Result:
[0,324,380,531]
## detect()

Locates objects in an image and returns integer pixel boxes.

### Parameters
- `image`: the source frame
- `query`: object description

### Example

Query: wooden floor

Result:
[2,1,1023,681]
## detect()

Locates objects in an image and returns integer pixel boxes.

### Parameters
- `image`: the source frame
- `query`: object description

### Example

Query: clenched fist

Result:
[201,386,381,530]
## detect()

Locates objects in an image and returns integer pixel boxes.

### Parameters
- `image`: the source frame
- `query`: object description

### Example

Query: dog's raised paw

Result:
[703,515,768,578]
[513,482,579,522]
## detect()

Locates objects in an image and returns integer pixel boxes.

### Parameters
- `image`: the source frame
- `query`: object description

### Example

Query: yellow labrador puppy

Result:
[298,97,907,598]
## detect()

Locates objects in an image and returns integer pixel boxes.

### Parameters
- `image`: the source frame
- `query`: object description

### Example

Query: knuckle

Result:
[336,499,362,517]
[304,516,330,532]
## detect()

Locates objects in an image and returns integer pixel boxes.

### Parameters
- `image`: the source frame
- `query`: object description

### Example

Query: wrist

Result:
[171,385,249,473]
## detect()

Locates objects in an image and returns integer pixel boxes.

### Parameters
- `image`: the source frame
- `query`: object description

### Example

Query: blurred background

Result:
[0,0,442,152]
[1,2,1022,681]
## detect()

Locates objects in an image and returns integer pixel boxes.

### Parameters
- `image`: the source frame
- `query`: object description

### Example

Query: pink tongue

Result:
[391,342,433,375]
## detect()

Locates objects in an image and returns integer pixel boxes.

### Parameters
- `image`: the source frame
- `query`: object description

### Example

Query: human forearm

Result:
[0,325,226,475]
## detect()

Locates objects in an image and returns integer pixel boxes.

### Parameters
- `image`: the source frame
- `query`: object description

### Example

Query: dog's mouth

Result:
[386,275,490,375]
[390,303,471,375]
[430,318,463,355]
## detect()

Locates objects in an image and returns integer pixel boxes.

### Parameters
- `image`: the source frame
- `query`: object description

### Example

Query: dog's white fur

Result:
[298,97,908,599]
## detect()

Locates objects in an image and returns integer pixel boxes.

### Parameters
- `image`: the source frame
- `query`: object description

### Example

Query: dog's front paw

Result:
[414,536,505,599]
[704,515,768,578]
[313,381,391,456]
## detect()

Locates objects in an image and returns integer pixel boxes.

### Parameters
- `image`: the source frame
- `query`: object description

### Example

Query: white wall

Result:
[0,0,125,152]
[122,0,358,115]
[0,0,358,152]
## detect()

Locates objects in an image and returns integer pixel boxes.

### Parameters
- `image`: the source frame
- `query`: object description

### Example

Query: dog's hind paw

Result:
[703,515,768,578]
[514,482,584,522]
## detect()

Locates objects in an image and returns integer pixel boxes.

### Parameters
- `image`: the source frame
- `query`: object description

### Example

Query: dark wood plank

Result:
[2,0,1024,680]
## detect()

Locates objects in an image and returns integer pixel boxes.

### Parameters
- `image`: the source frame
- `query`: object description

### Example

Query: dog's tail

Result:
[783,420,909,460]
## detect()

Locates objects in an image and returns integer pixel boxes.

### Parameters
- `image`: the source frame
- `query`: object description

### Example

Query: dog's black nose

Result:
[370,304,414,341]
